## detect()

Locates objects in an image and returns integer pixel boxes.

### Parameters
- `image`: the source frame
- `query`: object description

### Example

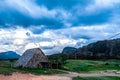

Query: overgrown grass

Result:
[62,59,120,73]
[73,76,120,80]
[0,61,63,75]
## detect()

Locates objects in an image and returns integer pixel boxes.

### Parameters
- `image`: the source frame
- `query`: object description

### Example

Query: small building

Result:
[14,48,49,68]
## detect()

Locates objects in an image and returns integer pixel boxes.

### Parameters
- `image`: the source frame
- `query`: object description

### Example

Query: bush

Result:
[104,63,110,66]
[48,53,68,68]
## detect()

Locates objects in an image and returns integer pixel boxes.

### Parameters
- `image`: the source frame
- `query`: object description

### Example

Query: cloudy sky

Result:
[0,0,120,55]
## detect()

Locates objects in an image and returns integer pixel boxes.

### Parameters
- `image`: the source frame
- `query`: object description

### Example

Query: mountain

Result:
[62,47,77,59]
[76,38,120,59]
[0,51,21,60]
[62,47,77,54]
[62,38,120,59]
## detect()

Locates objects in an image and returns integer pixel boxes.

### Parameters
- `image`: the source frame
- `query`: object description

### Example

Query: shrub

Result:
[105,63,110,66]
[48,53,68,68]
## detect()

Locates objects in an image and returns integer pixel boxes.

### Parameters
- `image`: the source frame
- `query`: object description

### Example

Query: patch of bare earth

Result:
[0,72,71,80]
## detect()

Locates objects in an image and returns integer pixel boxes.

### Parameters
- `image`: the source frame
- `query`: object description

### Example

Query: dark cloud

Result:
[71,9,112,26]
[0,10,64,32]
[0,0,93,30]
[73,35,92,40]
[41,46,55,50]
[0,10,32,27]
[35,0,92,10]
[0,0,119,35]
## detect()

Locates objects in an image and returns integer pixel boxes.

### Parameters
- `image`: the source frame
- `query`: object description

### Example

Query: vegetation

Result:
[0,60,63,75]
[63,60,120,72]
[73,76,120,80]
[48,53,68,68]
[0,59,120,76]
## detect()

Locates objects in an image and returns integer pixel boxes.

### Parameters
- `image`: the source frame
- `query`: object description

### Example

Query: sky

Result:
[0,0,120,55]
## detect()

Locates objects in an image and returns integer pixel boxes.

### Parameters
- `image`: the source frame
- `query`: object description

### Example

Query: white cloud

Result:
[3,0,56,18]
[0,23,120,55]
[2,0,71,21]
[0,26,78,55]
[95,0,120,7]
[85,0,120,13]
[13,39,25,45]
[13,27,28,39]
[0,27,30,53]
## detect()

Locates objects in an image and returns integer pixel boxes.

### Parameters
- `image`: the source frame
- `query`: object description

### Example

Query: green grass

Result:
[0,60,63,75]
[0,59,120,75]
[0,66,63,75]
[73,76,120,80]
[62,59,120,73]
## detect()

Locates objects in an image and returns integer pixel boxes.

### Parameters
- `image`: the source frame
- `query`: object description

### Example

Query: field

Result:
[0,59,120,80]
[73,76,120,80]
[0,60,63,75]
[63,59,120,73]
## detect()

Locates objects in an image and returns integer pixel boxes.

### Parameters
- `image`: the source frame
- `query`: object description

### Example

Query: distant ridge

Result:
[62,47,77,54]
[0,51,20,60]
[62,38,120,59]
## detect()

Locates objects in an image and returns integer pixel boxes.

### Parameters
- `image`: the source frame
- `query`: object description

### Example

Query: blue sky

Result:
[0,0,120,55]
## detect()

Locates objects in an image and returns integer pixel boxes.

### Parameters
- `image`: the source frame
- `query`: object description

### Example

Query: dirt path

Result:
[56,71,120,78]
[0,71,120,80]
[0,72,71,80]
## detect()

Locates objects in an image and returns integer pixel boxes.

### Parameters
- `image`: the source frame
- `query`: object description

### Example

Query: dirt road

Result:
[0,72,71,80]
[0,71,120,80]
[56,71,120,78]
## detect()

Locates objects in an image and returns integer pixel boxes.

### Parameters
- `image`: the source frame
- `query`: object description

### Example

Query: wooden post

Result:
[57,62,58,69]
[51,62,52,69]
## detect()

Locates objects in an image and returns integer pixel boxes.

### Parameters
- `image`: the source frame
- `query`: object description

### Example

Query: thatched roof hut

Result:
[14,48,49,68]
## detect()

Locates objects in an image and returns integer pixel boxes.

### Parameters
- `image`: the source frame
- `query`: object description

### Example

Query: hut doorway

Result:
[40,62,50,68]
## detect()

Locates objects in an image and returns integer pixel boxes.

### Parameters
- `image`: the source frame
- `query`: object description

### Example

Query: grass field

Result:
[73,76,120,80]
[0,60,63,75]
[0,59,120,75]
[63,60,120,73]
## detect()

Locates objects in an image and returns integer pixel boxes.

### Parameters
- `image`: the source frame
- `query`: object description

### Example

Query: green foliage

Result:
[14,68,62,75]
[63,60,120,72]
[48,53,68,68]
[0,66,63,75]
[73,76,120,80]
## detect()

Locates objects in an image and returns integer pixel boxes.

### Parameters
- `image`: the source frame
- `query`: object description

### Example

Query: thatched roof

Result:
[14,48,48,68]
